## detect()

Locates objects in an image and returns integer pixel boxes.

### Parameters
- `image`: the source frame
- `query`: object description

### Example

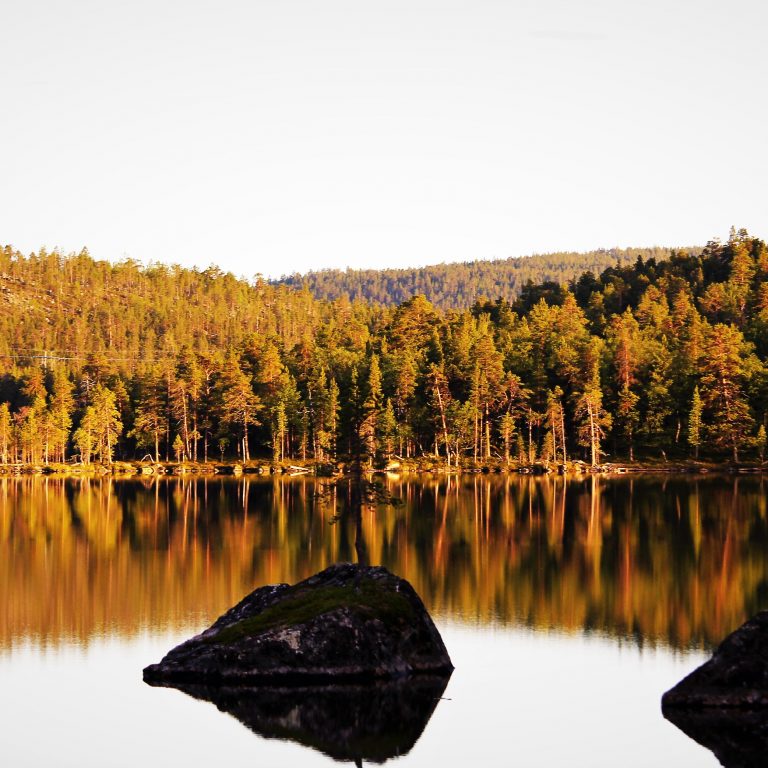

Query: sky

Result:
[1,0,766,279]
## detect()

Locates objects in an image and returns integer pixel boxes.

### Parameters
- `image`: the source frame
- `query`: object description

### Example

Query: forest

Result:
[276,245,694,309]
[0,228,765,467]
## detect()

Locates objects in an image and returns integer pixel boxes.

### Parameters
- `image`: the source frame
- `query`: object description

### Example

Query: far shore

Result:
[0,457,764,478]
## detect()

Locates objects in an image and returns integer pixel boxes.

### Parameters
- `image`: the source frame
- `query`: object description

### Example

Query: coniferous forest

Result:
[276,245,689,309]
[0,228,766,467]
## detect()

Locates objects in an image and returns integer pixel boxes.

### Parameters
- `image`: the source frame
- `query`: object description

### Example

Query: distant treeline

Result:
[275,246,694,309]
[0,229,765,466]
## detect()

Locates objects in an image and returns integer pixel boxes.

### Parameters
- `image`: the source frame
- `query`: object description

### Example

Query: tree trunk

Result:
[561,407,567,465]
[435,384,450,468]
[528,415,533,465]
[485,407,491,460]
[588,400,597,467]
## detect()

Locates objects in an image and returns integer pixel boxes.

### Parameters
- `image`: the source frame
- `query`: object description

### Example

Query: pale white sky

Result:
[1,0,766,279]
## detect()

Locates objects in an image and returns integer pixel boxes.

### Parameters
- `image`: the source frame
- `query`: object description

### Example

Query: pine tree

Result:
[89,384,123,463]
[172,433,185,462]
[688,386,702,459]
[756,424,766,463]
[360,354,383,464]
[545,387,567,464]
[49,370,74,463]
[327,377,340,459]
[347,365,364,467]
[378,398,397,459]
[516,433,527,466]
[470,327,504,460]
[272,402,287,462]
[642,338,674,444]
[308,365,329,459]
[73,410,94,464]
[574,339,612,466]
[499,412,515,465]
[610,309,641,460]
[427,363,452,466]
[129,373,167,462]
[699,324,754,462]
[541,430,555,465]
[0,403,11,464]
[217,353,261,461]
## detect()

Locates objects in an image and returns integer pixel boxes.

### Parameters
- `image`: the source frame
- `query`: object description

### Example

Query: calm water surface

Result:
[3,474,766,766]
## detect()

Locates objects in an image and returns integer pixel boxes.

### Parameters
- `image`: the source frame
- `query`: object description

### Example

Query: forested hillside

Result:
[276,246,691,309]
[0,230,765,467]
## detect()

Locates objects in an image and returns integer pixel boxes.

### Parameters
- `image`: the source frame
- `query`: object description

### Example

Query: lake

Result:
[2,473,765,766]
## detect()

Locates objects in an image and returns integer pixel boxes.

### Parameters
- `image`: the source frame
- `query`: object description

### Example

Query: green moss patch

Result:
[211,579,416,645]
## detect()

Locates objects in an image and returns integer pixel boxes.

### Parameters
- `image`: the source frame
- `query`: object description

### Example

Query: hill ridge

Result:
[275,245,699,309]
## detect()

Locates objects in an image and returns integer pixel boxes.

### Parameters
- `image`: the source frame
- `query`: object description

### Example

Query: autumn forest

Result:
[0,228,766,467]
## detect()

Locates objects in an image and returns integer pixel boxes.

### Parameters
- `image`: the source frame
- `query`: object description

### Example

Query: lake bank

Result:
[0,456,764,477]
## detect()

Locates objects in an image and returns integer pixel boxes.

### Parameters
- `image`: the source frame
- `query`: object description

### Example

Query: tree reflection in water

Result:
[1,474,766,650]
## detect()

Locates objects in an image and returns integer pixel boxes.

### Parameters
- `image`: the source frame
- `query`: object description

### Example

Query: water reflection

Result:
[663,707,768,768]
[1,474,766,650]
[151,676,449,765]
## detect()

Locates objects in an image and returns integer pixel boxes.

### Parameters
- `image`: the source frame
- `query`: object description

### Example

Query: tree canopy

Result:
[0,229,765,466]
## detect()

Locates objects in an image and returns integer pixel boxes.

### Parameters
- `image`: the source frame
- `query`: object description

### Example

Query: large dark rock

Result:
[662,612,768,710]
[662,612,768,768]
[150,676,449,764]
[143,563,453,685]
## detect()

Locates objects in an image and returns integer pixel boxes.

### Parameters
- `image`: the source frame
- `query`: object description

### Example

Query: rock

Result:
[143,563,453,685]
[662,612,768,710]
[662,611,768,767]
[215,463,242,475]
[148,676,449,764]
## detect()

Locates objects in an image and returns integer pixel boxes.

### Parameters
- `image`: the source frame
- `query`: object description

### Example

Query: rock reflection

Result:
[663,708,768,768]
[149,676,450,764]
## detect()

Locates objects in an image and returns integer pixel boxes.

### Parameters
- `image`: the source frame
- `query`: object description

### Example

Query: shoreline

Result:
[0,458,764,478]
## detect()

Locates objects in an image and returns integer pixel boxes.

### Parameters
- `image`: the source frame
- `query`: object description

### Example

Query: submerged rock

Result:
[143,563,453,685]
[150,676,449,764]
[662,611,768,767]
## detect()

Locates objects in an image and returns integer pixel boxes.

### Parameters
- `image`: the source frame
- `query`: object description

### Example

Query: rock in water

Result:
[662,611,768,710]
[143,563,453,684]
[662,611,768,768]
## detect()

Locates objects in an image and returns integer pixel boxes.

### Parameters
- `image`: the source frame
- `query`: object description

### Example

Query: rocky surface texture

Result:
[662,611,768,709]
[143,563,453,685]
[159,676,449,763]
[662,611,768,768]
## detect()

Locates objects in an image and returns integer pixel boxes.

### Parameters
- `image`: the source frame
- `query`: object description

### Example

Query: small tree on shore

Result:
[688,386,702,459]
[172,434,185,462]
